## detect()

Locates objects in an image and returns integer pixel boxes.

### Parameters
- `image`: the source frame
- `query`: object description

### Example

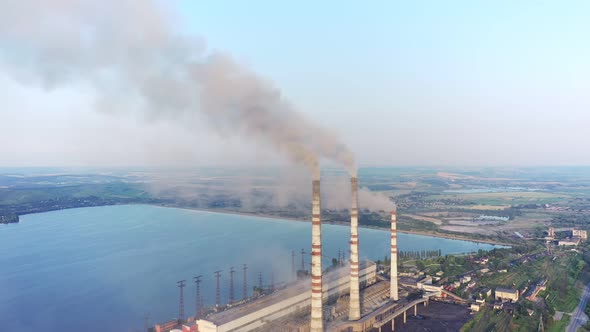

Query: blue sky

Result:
[177,1,590,166]
[0,0,589,167]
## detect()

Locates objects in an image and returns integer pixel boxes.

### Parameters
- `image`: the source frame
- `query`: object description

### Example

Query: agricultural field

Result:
[427,191,571,206]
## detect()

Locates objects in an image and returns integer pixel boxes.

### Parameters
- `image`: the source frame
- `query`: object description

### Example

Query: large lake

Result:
[0,205,502,331]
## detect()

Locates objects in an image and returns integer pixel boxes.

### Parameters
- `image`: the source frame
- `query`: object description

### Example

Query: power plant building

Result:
[495,288,519,302]
[192,178,403,332]
[197,262,377,332]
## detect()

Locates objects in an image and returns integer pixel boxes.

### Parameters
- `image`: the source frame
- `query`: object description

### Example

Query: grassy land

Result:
[0,183,149,205]
[547,314,570,332]
[541,255,585,313]
[461,307,512,332]
[428,191,570,205]
[462,306,572,332]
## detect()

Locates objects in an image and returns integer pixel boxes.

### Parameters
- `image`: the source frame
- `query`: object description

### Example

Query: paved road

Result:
[567,282,590,332]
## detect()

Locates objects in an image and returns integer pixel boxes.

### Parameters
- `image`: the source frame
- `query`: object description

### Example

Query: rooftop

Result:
[495,288,517,294]
[204,261,374,326]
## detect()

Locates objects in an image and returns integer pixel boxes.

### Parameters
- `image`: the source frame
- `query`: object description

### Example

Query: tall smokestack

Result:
[349,177,361,320]
[390,211,399,301]
[310,179,323,332]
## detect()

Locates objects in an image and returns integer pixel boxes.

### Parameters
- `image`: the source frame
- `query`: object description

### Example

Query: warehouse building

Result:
[495,288,519,302]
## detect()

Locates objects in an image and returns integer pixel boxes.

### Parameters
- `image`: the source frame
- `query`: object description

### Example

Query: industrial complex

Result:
[155,177,434,332]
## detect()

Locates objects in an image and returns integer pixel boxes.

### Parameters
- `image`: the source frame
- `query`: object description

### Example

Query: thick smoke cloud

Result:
[143,169,396,214]
[0,0,355,178]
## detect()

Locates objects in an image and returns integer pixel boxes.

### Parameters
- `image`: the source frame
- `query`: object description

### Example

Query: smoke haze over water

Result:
[0,0,356,177]
[145,170,396,214]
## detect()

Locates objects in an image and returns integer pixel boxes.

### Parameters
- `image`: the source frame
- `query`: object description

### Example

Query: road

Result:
[567,282,590,332]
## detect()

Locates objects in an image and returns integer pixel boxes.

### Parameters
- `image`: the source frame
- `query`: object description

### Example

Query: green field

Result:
[428,191,570,206]
[546,314,570,332]
[0,183,149,205]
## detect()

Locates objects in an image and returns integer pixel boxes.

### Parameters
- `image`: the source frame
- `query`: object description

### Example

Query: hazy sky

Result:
[1,0,589,168]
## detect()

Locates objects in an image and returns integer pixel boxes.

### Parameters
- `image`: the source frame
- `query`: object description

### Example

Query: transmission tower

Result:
[301,248,305,271]
[214,270,222,307]
[193,275,202,318]
[143,313,149,332]
[177,280,186,322]
[242,264,248,300]
[229,267,235,304]
[291,250,296,278]
[258,271,263,290]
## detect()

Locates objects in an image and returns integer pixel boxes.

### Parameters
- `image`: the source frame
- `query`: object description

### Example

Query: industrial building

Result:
[573,229,588,240]
[559,238,582,246]
[547,226,587,245]
[495,288,519,302]
[157,176,411,332]
[196,262,377,332]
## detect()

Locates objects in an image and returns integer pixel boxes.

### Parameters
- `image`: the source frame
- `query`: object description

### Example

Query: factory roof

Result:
[204,261,374,326]
[207,279,309,325]
[495,287,518,294]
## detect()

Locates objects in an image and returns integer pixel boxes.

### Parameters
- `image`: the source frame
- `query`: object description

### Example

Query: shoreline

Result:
[12,203,512,246]
[152,204,512,247]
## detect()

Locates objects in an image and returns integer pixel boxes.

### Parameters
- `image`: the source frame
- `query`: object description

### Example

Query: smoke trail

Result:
[0,0,356,178]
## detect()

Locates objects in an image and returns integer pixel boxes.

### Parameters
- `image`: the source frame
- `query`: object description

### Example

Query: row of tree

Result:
[399,249,443,260]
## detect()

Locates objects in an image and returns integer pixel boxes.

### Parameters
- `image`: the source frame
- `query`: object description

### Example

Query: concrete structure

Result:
[182,323,198,332]
[548,227,555,238]
[390,211,399,301]
[155,320,179,332]
[573,229,588,240]
[495,288,519,302]
[559,238,581,246]
[349,177,361,320]
[480,288,492,298]
[310,179,323,332]
[420,284,443,296]
[460,276,471,284]
[417,276,433,288]
[196,262,377,332]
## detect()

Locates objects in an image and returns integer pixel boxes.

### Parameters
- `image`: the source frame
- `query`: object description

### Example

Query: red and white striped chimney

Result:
[349,177,361,320]
[310,179,323,332]
[390,211,399,301]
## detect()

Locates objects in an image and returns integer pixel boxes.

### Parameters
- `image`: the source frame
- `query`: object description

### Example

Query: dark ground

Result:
[377,301,472,332]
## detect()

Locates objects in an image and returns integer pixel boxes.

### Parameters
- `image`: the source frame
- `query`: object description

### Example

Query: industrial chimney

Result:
[310,179,324,332]
[390,211,399,301]
[349,177,361,320]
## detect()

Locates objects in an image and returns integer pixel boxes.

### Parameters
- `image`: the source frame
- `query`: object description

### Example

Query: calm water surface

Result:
[0,205,502,331]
